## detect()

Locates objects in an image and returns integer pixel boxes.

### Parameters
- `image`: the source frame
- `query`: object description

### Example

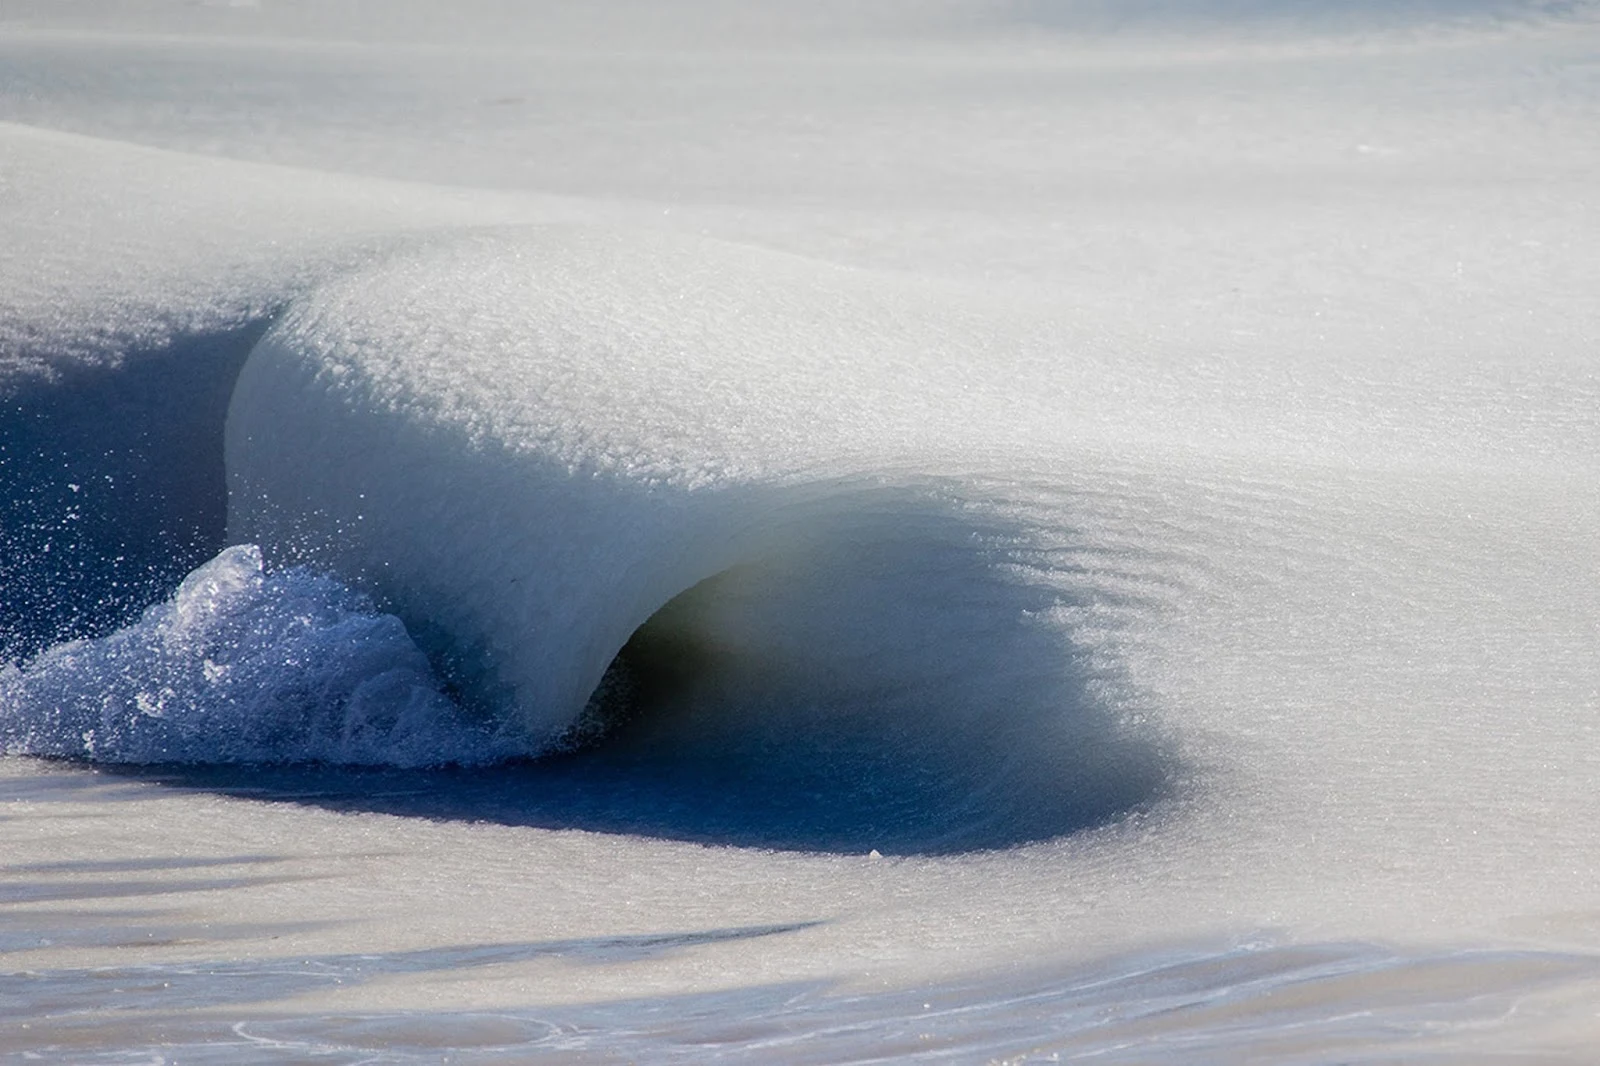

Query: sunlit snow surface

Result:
[3,0,1600,1061]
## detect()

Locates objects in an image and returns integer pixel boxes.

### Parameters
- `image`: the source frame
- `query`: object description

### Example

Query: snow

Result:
[0,544,507,767]
[2,0,1600,1058]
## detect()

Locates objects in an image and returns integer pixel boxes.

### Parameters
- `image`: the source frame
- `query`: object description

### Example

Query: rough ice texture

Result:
[0,545,510,767]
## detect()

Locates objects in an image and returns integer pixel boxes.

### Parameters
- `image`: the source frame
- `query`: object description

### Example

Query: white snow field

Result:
[3,0,1599,1060]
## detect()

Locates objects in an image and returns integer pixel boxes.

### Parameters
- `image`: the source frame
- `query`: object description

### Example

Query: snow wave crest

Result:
[213,228,1177,846]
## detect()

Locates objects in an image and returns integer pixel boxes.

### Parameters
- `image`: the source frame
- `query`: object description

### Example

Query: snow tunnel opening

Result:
[538,501,1180,854]
[62,484,1180,856]
[562,589,724,751]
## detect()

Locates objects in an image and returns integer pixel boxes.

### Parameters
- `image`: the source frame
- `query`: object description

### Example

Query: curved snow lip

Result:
[214,226,1181,853]
[220,225,981,744]
[531,485,1178,854]
[8,467,1181,853]
[212,469,1180,854]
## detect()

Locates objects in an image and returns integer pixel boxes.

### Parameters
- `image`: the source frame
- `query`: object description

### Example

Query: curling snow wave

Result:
[5,207,1596,861]
[224,229,1117,736]
[212,225,1180,840]
[2,222,1189,843]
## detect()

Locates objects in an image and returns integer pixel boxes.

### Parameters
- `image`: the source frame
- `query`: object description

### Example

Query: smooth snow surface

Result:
[3,0,1600,1061]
